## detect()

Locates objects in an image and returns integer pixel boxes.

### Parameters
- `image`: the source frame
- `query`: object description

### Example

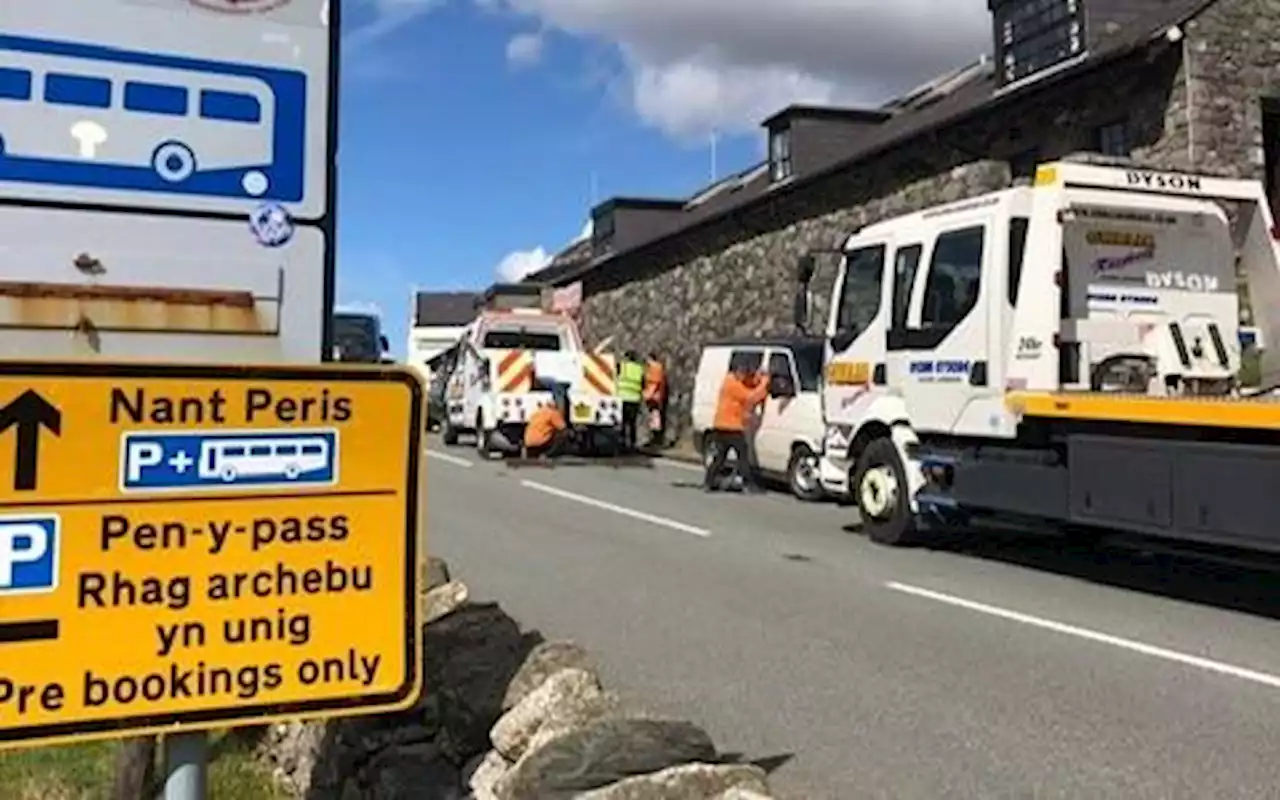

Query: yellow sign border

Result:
[0,360,424,750]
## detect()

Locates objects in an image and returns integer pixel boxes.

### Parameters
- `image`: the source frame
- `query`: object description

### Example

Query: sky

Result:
[334,0,995,355]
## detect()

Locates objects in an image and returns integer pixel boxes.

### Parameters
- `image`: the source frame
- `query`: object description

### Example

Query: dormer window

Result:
[769,126,793,182]
[592,210,615,249]
[992,0,1084,86]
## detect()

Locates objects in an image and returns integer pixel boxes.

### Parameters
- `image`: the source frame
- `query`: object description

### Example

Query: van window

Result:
[728,349,763,374]
[891,244,923,330]
[922,226,985,332]
[790,342,824,391]
[836,244,885,338]
[767,352,793,383]
[1007,217,1029,305]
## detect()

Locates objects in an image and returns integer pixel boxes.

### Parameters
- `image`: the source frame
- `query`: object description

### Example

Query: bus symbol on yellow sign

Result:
[0,361,423,750]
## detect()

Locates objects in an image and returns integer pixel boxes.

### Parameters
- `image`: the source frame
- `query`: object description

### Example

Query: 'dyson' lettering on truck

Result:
[1126,170,1203,191]
[1145,271,1220,291]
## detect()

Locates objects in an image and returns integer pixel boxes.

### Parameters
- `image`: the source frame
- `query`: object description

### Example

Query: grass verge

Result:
[0,729,285,800]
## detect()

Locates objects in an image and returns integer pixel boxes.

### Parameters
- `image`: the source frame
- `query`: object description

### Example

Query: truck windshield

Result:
[483,330,562,350]
[333,313,382,362]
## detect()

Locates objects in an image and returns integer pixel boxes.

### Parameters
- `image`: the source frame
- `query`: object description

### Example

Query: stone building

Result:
[526,0,1280,445]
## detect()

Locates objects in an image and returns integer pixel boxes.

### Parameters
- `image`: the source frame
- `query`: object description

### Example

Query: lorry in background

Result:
[806,155,1280,554]
[441,283,623,457]
[332,310,392,364]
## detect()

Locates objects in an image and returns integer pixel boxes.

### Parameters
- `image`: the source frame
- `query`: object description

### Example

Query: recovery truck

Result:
[442,283,623,456]
[809,155,1280,553]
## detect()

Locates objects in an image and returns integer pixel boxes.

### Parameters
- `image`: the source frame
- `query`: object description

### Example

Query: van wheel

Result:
[852,437,915,545]
[787,445,825,502]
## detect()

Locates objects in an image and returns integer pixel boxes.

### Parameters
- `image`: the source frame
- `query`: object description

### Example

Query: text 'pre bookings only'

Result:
[0,362,424,749]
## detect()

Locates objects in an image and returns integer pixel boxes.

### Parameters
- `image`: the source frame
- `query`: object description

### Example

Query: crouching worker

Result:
[525,399,570,459]
[703,360,769,493]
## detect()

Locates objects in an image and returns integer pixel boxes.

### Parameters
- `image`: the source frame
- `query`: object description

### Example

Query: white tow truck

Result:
[809,155,1280,553]
[442,284,623,456]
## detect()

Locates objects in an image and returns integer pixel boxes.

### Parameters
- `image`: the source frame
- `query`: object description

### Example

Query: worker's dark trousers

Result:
[526,429,569,459]
[621,401,640,450]
[702,430,760,490]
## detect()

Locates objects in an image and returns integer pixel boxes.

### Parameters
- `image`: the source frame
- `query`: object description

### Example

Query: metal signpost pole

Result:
[163,733,208,799]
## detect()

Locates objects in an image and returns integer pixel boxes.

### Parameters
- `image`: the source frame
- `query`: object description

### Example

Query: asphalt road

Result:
[425,437,1280,799]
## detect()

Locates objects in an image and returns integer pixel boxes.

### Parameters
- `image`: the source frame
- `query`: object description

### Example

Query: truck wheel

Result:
[852,437,915,545]
[442,420,458,445]
[475,414,492,459]
[787,445,825,502]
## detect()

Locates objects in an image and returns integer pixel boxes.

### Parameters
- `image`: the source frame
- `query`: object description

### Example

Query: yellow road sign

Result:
[0,361,423,749]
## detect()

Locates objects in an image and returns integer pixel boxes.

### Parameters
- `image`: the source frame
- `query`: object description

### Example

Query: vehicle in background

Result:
[690,337,830,501]
[332,310,392,364]
[808,154,1280,553]
[407,290,476,385]
[425,344,457,431]
[442,283,622,457]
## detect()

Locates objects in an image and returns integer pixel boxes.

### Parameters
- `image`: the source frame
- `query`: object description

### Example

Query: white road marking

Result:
[520,480,711,537]
[426,449,474,468]
[886,581,1280,690]
[656,457,703,472]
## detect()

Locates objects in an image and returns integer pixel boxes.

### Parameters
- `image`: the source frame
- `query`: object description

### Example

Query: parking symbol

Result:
[0,515,59,594]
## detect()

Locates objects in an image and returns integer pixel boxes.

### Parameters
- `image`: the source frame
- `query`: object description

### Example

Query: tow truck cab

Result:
[813,155,1280,553]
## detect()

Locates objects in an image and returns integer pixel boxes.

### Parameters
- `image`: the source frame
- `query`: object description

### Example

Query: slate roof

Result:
[553,0,1214,287]
[413,291,479,327]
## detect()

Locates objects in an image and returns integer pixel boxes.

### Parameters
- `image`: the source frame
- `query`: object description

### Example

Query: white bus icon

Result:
[198,436,329,482]
[0,51,275,194]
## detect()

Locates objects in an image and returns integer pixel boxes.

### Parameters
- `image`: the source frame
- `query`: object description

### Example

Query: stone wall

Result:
[258,560,779,800]
[573,0,1280,445]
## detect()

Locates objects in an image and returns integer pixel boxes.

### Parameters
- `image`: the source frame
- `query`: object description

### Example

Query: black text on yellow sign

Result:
[0,361,424,749]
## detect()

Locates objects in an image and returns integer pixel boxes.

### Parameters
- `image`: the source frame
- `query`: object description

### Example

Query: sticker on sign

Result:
[0,361,423,749]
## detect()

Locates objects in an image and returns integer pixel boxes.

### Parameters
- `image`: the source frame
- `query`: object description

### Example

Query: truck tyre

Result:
[442,419,458,445]
[852,437,915,545]
[475,413,492,459]
[787,445,825,502]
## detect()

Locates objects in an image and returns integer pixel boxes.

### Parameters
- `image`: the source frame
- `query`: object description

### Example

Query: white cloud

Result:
[495,247,552,281]
[344,0,442,55]
[506,32,545,67]
[476,0,992,140]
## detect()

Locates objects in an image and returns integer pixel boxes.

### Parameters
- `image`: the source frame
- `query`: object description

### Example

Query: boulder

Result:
[423,579,469,624]
[359,741,463,800]
[491,667,615,761]
[502,640,593,710]
[423,602,541,763]
[494,718,718,800]
[465,749,511,800]
[574,763,771,799]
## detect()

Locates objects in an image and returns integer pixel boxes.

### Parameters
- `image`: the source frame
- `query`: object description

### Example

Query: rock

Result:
[257,720,328,795]
[360,741,463,800]
[491,668,602,761]
[423,602,541,763]
[502,640,594,710]
[522,688,626,756]
[713,788,776,800]
[423,579,469,624]
[466,749,512,800]
[425,556,451,590]
[494,718,718,800]
[574,763,771,799]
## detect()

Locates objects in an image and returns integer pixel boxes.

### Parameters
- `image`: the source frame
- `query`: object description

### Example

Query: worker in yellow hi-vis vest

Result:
[617,350,645,452]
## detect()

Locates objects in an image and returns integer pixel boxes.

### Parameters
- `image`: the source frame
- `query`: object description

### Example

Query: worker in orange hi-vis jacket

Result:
[702,362,768,493]
[642,352,668,448]
[524,399,569,459]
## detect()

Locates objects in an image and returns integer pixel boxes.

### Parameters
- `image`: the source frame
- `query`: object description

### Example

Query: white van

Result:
[690,337,830,500]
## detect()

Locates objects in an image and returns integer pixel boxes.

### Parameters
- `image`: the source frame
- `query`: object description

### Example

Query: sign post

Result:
[0,362,423,788]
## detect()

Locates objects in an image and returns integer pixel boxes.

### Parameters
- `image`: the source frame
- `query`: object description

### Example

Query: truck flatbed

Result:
[1007,391,1280,431]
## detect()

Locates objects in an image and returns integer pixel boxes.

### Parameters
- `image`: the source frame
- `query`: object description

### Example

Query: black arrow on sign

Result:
[0,390,61,491]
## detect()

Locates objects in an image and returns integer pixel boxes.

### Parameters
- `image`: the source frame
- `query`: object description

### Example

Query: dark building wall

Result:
[577,0,1272,446]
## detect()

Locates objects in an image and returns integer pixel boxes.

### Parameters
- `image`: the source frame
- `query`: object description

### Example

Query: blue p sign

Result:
[0,516,59,594]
